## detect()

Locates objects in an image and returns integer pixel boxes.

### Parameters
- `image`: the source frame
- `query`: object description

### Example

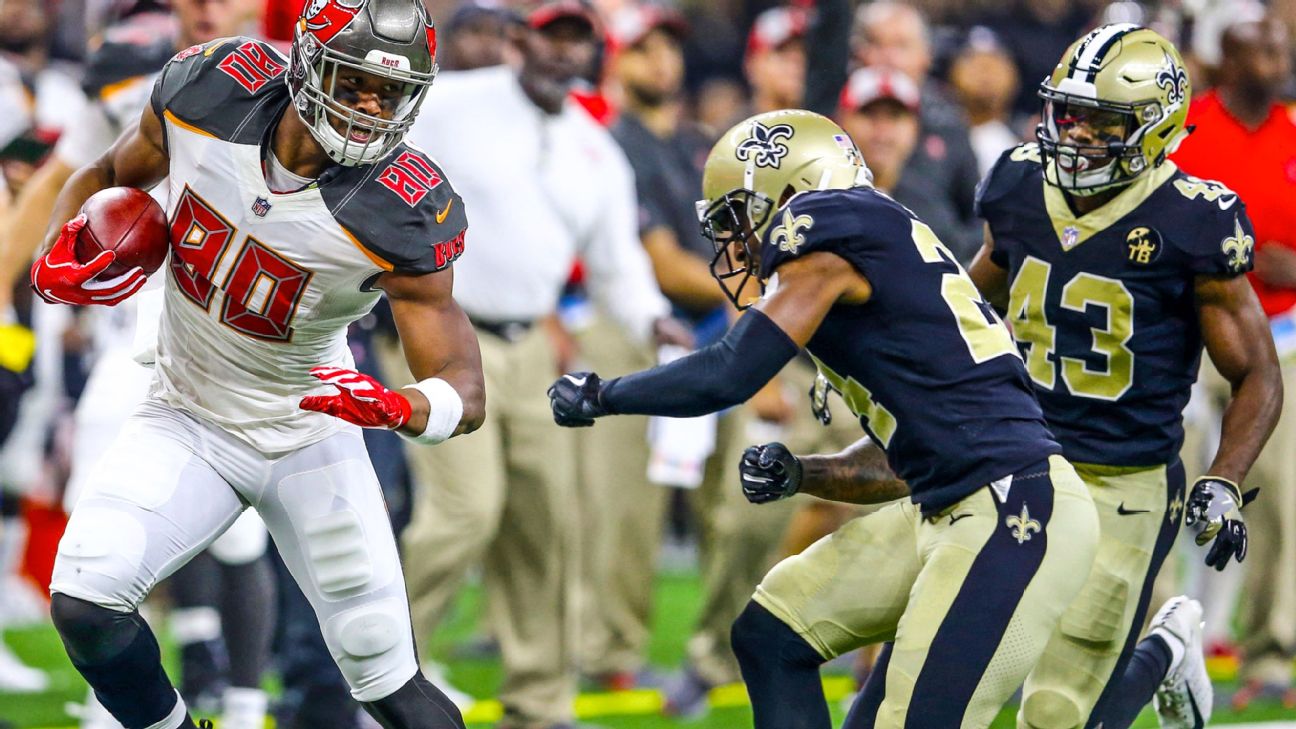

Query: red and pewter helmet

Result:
[287,0,438,167]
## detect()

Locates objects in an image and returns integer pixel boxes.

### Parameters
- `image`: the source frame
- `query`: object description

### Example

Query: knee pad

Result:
[323,598,417,702]
[50,593,138,666]
[50,505,148,612]
[731,601,822,669]
[208,510,268,565]
[1020,688,1085,729]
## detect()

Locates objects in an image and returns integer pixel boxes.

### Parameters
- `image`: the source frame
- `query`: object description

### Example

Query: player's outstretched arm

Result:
[1190,273,1283,569]
[967,224,1009,311]
[548,251,870,426]
[380,266,486,439]
[739,438,909,506]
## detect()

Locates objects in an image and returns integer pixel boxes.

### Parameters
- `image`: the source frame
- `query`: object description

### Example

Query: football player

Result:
[740,25,1282,729]
[549,109,1101,728]
[26,1,484,729]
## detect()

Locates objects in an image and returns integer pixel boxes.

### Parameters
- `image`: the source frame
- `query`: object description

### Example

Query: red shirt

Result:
[1173,90,1296,317]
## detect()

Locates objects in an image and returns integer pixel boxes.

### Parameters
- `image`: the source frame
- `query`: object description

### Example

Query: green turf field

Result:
[3,570,1295,728]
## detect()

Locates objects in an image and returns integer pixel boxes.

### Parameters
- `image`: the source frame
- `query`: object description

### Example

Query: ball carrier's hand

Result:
[300,367,412,430]
[30,215,145,306]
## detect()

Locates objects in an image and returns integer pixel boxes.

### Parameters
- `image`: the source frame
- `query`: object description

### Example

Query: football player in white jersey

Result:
[26,1,484,728]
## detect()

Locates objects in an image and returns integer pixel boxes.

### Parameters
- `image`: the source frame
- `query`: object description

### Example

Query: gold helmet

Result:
[697,109,871,307]
[1037,24,1191,195]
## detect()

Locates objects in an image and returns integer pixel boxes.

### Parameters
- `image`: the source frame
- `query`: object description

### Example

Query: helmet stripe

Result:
[1069,23,1139,82]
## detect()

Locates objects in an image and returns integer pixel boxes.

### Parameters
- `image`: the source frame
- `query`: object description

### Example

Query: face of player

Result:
[172,0,245,47]
[321,67,415,142]
[839,100,919,186]
[703,192,770,309]
[746,40,805,111]
[519,19,597,111]
[615,29,685,108]
[1051,102,1129,174]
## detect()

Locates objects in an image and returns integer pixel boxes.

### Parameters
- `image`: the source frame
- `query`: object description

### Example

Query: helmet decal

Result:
[735,121,795,169]
[1156,51,1189,105]
[303,0,363,45]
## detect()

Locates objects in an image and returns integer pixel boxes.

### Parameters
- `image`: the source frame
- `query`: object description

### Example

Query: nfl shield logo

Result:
[1062,225,1079,250]
[252,196,272,217]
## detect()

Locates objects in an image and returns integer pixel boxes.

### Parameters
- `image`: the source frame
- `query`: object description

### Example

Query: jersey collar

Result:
[1042,160,1178,252]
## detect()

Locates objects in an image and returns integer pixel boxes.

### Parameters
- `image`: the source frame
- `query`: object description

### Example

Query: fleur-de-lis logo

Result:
[1167,493,1184,524]
[1222,216,1254,273]
[770,209,814,255]
[1155,51,1189,106]
[735,121,795,169]
[1006,502,1041,545]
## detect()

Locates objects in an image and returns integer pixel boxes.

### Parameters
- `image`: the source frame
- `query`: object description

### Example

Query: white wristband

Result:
[399,378,464,445]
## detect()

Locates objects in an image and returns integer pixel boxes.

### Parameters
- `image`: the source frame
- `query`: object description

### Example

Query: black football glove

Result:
[1185,476,1259,571]
[548,371,611,427]
[809,371,837,426]
[740,442,803,504]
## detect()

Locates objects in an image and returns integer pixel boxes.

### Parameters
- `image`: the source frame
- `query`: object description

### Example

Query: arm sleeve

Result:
[580,145,671,342]
[600,308,799,417]
[803,0,851,117]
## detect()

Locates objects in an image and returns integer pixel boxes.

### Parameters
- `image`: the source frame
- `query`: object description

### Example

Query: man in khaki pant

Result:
[391,5,676,727]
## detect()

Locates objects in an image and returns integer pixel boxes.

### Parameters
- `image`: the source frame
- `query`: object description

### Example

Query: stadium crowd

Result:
[0,0,1294,728]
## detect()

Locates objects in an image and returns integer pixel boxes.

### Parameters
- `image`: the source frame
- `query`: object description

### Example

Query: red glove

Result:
[30,215,147,306]
[299,366,412,430]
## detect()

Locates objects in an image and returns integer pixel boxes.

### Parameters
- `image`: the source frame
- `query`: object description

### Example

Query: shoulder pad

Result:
[1165,173,1254,275]
[325,145,469,276]
[759,187,912,279]
[151,37,288,143]
[975,143,1042,219]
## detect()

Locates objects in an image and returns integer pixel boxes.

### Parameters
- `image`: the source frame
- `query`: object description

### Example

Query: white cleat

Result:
[0,639,47,692]
[1150,596,1212,729]
[221,686,269,729]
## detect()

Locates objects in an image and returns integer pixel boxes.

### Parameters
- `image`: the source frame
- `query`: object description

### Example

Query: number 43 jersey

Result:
[760,186,1059,514]
[147,38,467,454]
[977,143,1256,467]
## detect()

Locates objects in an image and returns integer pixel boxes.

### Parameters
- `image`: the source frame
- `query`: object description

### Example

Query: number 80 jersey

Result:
[146,38,467,453]
[977,143,1255,467]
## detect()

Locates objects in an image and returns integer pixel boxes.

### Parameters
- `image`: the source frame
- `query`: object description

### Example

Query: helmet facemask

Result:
[288,21,437,167]
[699,189,775,310]
[1036,87,1162,195]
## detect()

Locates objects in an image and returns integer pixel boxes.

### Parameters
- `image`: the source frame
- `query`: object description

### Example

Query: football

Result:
[74,187,170,278]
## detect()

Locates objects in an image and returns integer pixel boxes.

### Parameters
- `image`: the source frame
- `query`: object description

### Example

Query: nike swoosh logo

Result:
[1116,502,1151,515]
[565,375,587,387]
[435,199,454,224]
[949,513,972,525]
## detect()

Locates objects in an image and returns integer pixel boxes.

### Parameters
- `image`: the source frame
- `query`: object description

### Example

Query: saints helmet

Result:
[1037,24,1191,195]
[698,109,872,308]
[288,0,438,167]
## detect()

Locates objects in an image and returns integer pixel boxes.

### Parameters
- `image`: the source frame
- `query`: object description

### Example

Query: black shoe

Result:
[179,639,230,714]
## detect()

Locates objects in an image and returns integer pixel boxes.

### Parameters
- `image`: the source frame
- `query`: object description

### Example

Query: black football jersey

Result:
[977,143,1256,467]
[760,186,1060,513]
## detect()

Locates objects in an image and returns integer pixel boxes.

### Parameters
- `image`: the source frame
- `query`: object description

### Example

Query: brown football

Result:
[74,187,170,278]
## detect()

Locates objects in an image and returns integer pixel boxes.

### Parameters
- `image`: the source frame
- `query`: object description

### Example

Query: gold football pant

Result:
[754,455,1098,728]
[378,326,579,728]
[1018,460,1187,729]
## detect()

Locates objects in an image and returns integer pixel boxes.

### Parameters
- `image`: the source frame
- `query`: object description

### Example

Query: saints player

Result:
[740,25,1281,729]
[549,109,1100,728]
[27,1,484,728]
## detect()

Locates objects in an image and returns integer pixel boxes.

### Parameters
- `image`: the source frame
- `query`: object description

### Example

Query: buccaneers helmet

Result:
[1037,24,1191,194]
[288,0,438,166]
[697,109,871,308]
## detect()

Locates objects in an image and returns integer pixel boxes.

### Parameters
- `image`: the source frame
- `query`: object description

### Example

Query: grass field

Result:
[3,569,1295,728]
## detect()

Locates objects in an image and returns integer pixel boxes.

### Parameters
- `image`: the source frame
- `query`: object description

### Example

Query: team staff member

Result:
[382,4,676,727]
[1173,13,1296,706]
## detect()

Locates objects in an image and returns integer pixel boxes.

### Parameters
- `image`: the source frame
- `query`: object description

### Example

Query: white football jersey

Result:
[148,38,467,454]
